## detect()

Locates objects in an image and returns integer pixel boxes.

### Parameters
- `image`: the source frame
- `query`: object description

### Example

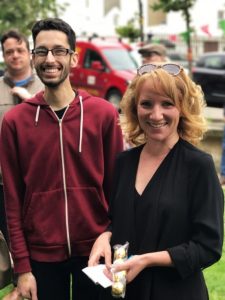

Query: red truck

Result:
[69,38,138,108]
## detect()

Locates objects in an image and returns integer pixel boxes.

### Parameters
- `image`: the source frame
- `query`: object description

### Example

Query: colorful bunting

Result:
[179,31,189,42]
[168,34,178,42]
[200,25,211,37]
[179,29,194,42]
[219,19,225,34]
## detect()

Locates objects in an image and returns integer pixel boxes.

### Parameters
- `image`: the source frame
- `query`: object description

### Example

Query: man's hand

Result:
[88,231,112,268]
[17,272,38,300]
[11,87,32,101]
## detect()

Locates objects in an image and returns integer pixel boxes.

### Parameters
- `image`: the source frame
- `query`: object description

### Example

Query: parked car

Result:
[192,52,225,107]
[70,39,138,108]
[167,52,189,69]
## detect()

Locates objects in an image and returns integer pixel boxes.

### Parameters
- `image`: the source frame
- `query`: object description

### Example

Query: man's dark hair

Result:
[1,30,30,52]
[32,18,76,50]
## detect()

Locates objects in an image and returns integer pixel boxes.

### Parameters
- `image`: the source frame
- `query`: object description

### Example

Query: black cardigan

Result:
[105,139,224,300]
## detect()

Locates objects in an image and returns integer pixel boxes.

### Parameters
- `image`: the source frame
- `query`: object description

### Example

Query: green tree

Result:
[151,0,196,73]
[116,19,141,42]
[0,0,68,36]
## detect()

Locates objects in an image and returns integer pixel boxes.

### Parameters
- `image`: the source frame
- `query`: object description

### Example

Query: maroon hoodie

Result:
[0,89,123,274]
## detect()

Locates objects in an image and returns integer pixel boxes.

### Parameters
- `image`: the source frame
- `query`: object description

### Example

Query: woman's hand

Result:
[110,251,173,283]
[11,87,32,101]
[110,255,145,283]
[88,231,112,268]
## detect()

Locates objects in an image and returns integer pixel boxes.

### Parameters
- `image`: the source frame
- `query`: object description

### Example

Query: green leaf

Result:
[0,0,68,36]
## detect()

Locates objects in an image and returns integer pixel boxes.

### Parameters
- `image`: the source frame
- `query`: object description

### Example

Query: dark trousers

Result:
[31,257,103,300]
[0,184,8,243]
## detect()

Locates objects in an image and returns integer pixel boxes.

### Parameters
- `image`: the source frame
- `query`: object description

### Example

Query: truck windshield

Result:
[103,49,138,70]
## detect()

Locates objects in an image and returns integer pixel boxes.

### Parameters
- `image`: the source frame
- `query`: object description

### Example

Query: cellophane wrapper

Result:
[111,242,129,298]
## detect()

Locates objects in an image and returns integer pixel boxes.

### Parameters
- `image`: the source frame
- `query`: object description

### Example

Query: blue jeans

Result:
[220,125,225,176]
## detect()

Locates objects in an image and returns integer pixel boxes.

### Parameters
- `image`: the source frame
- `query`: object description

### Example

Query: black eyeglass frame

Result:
[137,63,182,76]
[31,47,74,57]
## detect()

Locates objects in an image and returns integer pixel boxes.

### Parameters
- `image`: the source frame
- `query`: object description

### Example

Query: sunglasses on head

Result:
[137,63,182,76]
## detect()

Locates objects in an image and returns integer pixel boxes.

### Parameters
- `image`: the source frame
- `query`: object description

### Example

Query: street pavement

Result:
[204,106,224,131]
[202,106,224,173]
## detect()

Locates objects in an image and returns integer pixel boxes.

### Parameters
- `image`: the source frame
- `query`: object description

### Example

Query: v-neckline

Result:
[135,141,179,196]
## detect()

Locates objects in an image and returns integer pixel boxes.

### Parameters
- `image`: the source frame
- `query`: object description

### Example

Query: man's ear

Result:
[71,52,79,68]
[31,54,35,65]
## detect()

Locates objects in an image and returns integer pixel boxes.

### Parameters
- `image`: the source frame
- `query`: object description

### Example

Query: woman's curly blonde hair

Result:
[120,67,207,146]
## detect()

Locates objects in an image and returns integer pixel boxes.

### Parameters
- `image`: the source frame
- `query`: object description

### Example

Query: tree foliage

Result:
[151,0,196,71]
[0,0,68,36]
[151,0,195,12]
[151,0,196,43]
[151,0,196,30]
[116,19,141,42]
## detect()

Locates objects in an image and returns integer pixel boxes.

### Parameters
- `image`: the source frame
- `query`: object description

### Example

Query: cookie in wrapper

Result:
[111,242,129,298]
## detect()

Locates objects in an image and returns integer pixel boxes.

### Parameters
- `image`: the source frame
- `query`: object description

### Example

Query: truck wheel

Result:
[107,89,122,110]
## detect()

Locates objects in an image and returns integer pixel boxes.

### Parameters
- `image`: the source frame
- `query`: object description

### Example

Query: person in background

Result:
[88,63,224,299]
[0,18,123,300]
[0,30,43,242]
[219,105,225,185]
[138,43,168,64]
[0,230,22,300]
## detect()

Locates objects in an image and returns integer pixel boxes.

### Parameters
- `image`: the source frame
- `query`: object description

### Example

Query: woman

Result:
[88,63,224,300]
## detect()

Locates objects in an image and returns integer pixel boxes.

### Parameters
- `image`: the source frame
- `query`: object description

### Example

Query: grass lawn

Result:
[204,244,225,300]
[204,188,225,300]
[2,249,225,300]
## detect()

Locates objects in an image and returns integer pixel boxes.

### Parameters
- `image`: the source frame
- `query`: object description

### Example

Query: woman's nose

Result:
[149,105,162,119]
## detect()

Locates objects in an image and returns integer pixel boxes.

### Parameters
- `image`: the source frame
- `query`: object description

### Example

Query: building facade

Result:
[60,0,225,57]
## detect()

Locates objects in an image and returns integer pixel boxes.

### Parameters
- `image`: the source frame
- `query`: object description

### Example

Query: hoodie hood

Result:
[25,89,94,153]
[25,89,93,107]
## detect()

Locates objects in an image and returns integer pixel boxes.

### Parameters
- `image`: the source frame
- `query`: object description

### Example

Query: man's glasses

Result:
[31,47,74,57]
[137,63,182,76]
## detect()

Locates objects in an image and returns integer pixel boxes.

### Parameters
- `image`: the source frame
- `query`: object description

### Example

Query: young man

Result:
[0,18,123,300]
[0,30,43,242]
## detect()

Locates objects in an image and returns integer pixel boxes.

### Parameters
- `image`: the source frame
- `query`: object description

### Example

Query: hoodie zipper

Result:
[39,98,83,257]
[58,118,71,256]
[49,105,71,257]
[41,106,72,256]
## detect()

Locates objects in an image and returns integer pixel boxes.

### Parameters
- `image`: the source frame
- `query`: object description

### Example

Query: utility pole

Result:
[184,6,193,76]
[138,0,144,42]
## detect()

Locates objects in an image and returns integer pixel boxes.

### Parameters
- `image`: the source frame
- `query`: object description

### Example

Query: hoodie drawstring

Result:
[34,95,83,153]
[35,105,40,126]
[79,96,83,153]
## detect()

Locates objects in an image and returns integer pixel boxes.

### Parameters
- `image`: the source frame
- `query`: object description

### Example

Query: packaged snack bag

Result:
[111,242,129,298]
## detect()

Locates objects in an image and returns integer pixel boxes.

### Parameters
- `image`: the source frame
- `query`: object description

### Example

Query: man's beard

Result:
[40,75,67,88]
[36,65,69,88]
